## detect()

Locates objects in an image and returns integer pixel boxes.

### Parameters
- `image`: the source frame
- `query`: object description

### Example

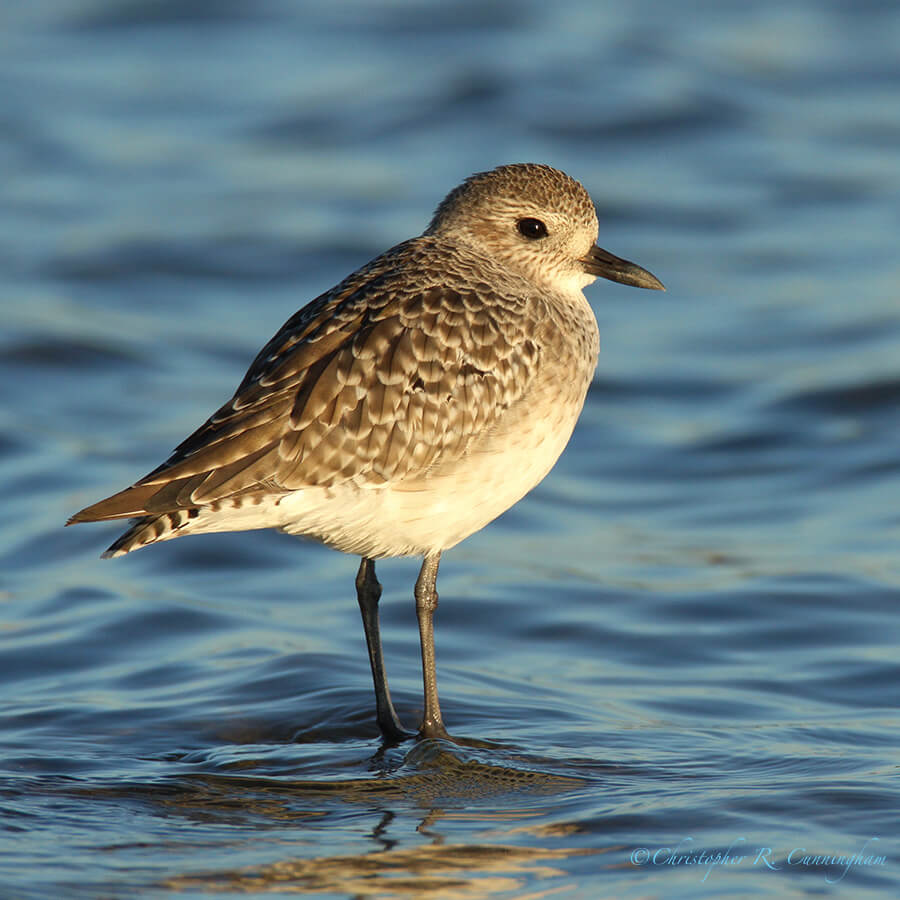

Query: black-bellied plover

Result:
[69,164,663,742]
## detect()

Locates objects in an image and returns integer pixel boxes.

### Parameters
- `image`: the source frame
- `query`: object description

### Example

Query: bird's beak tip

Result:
[584,245,664,291]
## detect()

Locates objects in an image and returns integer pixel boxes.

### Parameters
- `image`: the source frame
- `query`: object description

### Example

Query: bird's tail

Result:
[99,510,199,558]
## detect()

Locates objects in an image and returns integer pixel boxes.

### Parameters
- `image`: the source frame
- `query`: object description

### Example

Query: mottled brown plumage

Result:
[69,163,663,741]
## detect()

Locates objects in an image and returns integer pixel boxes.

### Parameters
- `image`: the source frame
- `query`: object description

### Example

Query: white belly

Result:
[277,374,588,558]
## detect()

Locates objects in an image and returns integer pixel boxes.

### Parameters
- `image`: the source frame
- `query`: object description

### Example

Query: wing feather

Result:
[70,243,544,523]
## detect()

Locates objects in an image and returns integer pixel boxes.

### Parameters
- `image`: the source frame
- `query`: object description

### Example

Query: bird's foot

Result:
[418,716,451,741]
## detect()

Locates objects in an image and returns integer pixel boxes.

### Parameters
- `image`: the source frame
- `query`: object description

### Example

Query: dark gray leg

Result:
[415,552,449,739]
[356,557,409,743]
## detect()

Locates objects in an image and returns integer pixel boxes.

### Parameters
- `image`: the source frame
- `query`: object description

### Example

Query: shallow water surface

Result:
[2,1,899,898]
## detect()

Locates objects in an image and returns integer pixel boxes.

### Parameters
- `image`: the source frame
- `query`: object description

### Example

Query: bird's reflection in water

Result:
[91,742,603,896]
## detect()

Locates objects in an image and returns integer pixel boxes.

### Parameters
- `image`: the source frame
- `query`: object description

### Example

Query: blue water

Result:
[2,1,899,897]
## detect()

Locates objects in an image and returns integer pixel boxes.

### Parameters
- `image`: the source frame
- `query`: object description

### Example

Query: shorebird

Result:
[69,163,663,742]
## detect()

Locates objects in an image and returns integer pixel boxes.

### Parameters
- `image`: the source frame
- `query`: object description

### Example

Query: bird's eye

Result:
[516,217,548,240]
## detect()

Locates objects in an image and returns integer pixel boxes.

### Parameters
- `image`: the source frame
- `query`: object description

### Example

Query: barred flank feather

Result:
[101,509,199,558]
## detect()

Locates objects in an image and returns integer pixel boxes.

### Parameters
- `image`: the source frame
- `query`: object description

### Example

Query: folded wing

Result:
[70,261,540,524]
